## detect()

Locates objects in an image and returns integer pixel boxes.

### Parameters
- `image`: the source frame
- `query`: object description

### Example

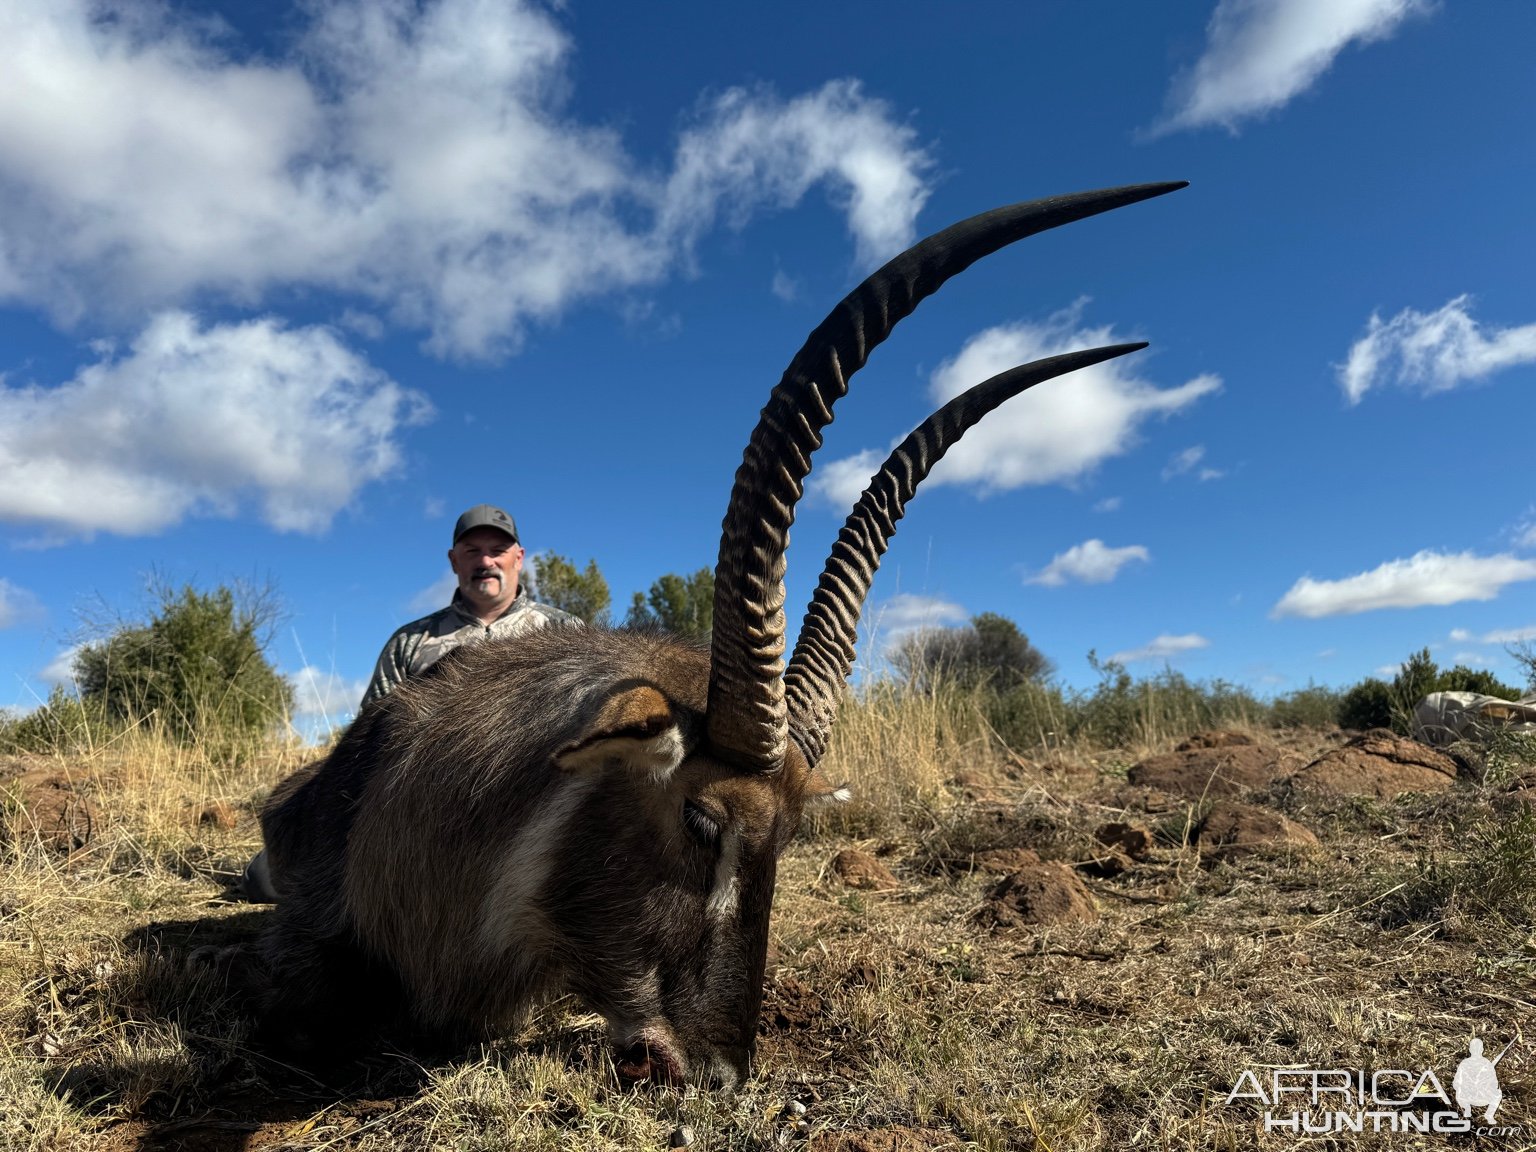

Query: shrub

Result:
[1337,677,1394,732]
[892,613,1053,694]
[0,687,108,755]
[72,582,293,747]
[1338,650,1525,735]
[1268,684,1345,729]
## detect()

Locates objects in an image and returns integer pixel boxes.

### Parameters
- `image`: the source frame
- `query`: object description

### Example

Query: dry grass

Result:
[2,696,1533,1151]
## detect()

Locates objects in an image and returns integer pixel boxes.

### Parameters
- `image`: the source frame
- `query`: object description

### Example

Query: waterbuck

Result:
[256,181,1187,1087]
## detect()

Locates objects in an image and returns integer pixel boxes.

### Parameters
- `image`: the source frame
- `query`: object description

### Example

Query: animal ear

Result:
[804,771,852,808]
[555,685,685,779]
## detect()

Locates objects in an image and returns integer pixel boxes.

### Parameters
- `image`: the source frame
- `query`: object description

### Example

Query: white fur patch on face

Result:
[706,829,741,920]
[476,774,598,960]
[555,725,685,782]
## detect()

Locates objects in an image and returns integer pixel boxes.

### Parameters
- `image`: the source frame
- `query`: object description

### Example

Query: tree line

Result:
[6,553,1533,756]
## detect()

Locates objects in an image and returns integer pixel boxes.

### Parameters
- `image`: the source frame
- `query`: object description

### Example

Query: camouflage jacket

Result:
[360,589,579,710]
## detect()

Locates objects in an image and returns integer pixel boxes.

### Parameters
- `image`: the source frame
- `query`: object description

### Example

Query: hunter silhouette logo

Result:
[1453,1037,1510,1123]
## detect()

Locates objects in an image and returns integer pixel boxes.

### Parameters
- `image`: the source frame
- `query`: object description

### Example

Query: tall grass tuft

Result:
[813,678,992,835]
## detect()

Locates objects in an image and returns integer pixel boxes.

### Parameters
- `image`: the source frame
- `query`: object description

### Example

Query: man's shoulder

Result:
[524,600,582,626]
[386,602,471,644]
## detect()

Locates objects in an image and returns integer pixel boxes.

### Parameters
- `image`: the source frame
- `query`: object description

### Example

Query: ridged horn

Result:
[705,181,1189,771]
[782,343,1147,767]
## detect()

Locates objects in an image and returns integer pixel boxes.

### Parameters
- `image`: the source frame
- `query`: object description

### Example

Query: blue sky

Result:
[2,0,1534,733]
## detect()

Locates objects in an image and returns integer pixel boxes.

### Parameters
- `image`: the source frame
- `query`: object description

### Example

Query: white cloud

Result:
[1443,624,1536,646]
[1273,550,1536,619]
[811,302,1220,507]
[865,593,967,642]
[288,667,368,721]
[770,270,799,303]
[1093,497,1122,513]
[40,644,83,686]
[1156,0,1432,134]
[1161,445,1222,481]
[1513,508,1536,549]
[1028,539,1150,587]
[0,310,431,536]
[1110,633,1210,664]
[1341,295,1536,404]
[661,82,930,272]
[408,572,459,616]
[0,1,931,358]
[0,580,44,629]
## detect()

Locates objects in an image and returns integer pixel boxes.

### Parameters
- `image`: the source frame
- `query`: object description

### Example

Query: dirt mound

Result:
[975,861,1097,929]
[972,847,1043,874]
[1196,801,1319,861]
[810,1127,964,1152]
[4,769,98,853]
[831,848,899,891]
[194,800,238,830]
[761,974,825,1033]
[1176,730,1258,750]
[1094,821,1155,859]
[1127,741,1299,799]
[1288,730,1459,797]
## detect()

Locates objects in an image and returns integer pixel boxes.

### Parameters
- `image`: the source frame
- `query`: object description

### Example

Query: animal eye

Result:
[682,799,721,847]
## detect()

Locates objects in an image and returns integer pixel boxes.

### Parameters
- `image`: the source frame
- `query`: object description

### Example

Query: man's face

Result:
[449,527,523,616]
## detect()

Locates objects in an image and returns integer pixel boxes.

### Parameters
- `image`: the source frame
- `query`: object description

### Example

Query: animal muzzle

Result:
[614,1025,750,1090]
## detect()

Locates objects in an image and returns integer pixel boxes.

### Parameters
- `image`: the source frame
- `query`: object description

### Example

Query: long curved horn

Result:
[706,182,1188,771]
[782,343,1146,767]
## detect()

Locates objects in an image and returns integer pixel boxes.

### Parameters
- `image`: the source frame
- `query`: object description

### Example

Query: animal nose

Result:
[705,1045,751,1091]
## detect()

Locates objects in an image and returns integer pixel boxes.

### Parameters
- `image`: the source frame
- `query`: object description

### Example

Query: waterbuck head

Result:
[259,181,1185,1091]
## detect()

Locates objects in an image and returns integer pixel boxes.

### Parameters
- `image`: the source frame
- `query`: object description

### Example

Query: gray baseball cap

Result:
[452,504,519,545]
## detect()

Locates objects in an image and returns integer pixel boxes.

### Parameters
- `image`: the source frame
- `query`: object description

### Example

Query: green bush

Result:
[979,655,1264,754]
[1268,684,1345,729]
[1436,665,1522,699]
[72,582,293,747]
[1337,649,1524,735]
[1337,677,1394,731]
[0,687,108,755]
[893,612,1053,694]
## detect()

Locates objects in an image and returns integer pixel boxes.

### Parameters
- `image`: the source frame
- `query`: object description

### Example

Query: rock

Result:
[1288,731,1459,798]
[1128,743,1297,799]
[1094,821,1155,860]
[1195,801,1319,861]
[5,770,97,854]
[976,861,1098,928]
[831,848,899,891]
[669,1124,696,1147]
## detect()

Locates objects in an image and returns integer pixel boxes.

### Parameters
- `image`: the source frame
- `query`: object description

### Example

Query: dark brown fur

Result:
[259,625,825,1084]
